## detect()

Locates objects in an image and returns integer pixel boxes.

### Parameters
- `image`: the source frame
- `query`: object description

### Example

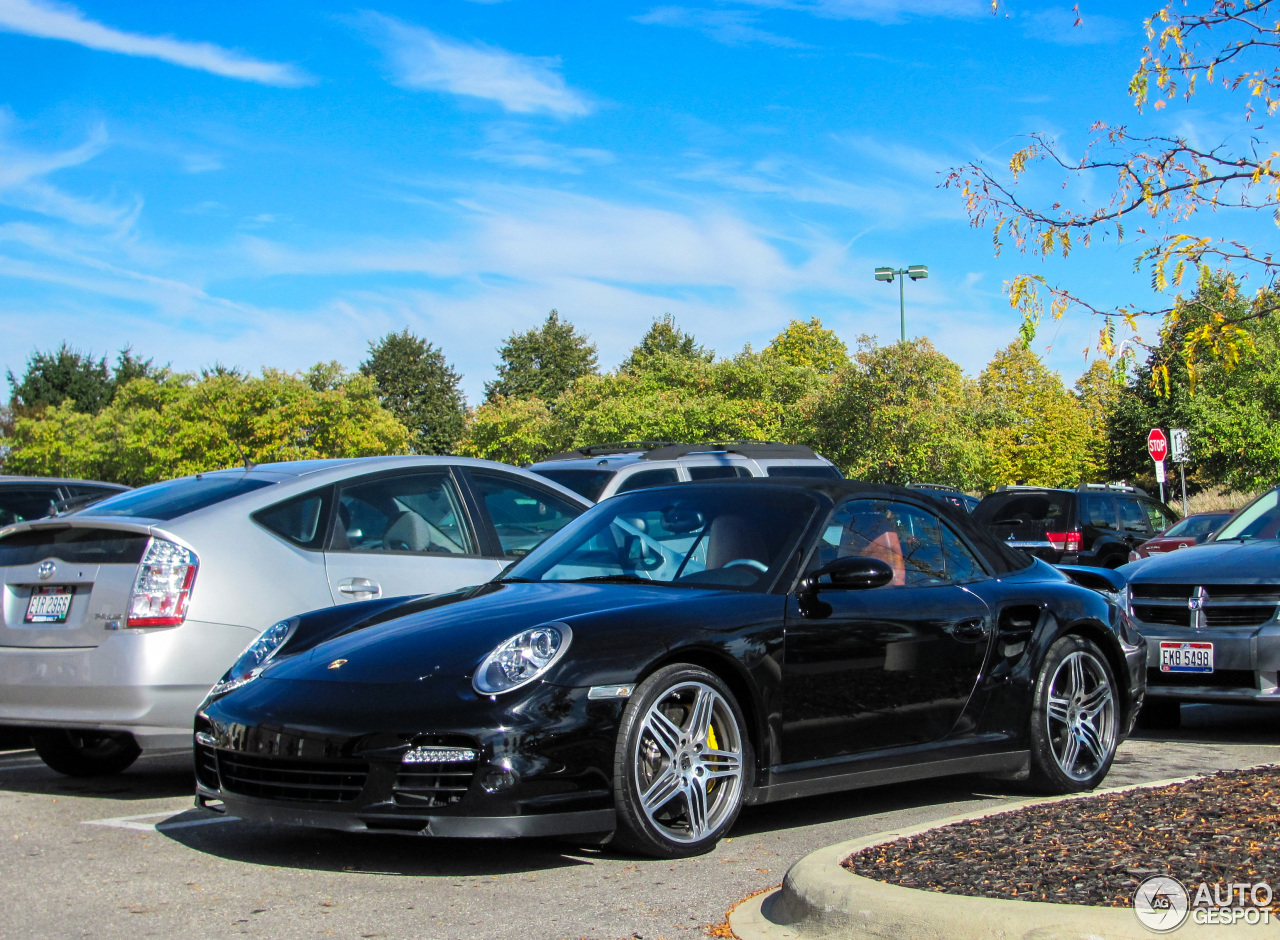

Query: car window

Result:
[974,492,1070,526]
[530,468,615,502]
[332,472,475,555]
[1216,489,1280,540]
[1164,514,1228,539]
[1082,495,1116,529]
[814,499,950,587]
[85,475,275,521]
[470,473,582,557]
[764,465,842,479]
[0,487,62,526]
[254,487,332,550]
[1144,501,1177,532]
[615,468,679,494]
[941,524,987,583]
[1117,498,1149,532]
[687,465,753,481]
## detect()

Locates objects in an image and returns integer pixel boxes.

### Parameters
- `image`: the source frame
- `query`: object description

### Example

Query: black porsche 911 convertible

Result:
[195,480,1146,858]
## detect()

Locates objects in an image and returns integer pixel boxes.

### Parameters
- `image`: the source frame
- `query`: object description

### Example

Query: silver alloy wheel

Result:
[1045,649,1116,781]
[632,680,744,844]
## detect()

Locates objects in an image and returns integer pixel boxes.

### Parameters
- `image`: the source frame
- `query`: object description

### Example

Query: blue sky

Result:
[0,0,1262,402]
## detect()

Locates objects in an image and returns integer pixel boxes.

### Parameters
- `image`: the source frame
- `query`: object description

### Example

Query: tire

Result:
[611,664,751,858]
[1028,636,1119,793]
[1135,698,1181,730]
[31,730,141,777]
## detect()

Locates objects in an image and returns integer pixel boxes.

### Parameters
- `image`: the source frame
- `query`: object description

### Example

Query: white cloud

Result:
[634,7,806,47]
[470,124,614,174]
[361,13,593,117]
[0,0,312,86]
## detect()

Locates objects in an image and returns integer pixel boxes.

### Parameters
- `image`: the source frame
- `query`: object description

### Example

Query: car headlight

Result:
[208,618,297,697]
[473,623,572,695]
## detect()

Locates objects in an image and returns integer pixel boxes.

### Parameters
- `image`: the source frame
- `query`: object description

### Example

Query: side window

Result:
[1117,498,1149,533]
[813,499,949,588]
[471,473,582,557]
[940,525,987,583]
[332,472,475,555]
[686,465,753,481]
[615,468,679,494]
[0,487,60,526]
[254,487,332,550]
[1083,495,1117,529]
[1145,501,1176,532]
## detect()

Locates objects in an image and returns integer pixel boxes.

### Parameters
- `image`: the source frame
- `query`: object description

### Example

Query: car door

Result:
[1116,497,1154,552]
[323,469,499,604]
[462,470,586,559]
[781,498,993,765]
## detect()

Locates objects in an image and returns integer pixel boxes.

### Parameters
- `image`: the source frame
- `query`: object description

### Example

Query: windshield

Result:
[1214,491,1280,541]
[84,474,275,521]
[503,485,821,592]
[1162,513,1230,540]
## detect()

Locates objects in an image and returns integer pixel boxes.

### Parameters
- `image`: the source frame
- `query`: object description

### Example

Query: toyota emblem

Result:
[37,561,55,581]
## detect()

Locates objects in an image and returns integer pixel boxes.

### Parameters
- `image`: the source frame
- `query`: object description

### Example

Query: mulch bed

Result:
[844,766,1280,908]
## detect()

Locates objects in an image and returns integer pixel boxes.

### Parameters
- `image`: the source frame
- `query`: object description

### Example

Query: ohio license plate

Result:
[25,586,74,624]
[1159,640,1213,673]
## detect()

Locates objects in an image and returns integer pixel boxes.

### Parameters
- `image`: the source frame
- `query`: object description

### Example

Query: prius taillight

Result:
[127,537,199,627]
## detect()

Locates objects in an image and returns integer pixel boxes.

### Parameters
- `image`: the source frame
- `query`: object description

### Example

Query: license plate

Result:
[1160,640,1213,673]
[25,586,75,624]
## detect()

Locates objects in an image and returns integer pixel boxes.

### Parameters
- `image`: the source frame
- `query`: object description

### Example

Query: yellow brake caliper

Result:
[706,723,719,793]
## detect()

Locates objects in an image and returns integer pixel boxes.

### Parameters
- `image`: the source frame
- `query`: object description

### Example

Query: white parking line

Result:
[83,810,239,832]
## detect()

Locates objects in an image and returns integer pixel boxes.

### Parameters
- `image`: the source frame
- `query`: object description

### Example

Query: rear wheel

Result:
[1136,698,1181,730]
[611,664,750,858]
[31,730,140,777]
[1029,636,1119,793]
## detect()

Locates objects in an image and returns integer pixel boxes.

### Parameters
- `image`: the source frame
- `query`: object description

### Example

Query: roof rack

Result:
[543,442,679,462]
[640,441,822,461]
[1077,482,1148,496]
[905,483,964,493]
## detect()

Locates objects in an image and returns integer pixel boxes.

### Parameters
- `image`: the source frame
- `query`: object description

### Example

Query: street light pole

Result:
[874,264,929,342]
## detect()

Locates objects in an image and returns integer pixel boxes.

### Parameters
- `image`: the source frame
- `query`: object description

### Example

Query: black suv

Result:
[972,483,1178,569]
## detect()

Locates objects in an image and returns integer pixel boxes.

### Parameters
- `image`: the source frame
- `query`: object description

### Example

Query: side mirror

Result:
[800,555,895,592]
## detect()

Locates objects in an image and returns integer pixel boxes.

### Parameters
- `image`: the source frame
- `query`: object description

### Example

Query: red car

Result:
[1129,510,1234,561]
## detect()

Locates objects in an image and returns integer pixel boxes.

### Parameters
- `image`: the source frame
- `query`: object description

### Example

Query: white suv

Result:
[528,442,841,502]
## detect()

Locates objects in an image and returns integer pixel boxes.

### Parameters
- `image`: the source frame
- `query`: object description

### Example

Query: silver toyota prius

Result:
[0,456,590,775]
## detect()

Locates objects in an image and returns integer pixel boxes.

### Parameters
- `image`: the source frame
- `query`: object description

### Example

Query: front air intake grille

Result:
[216,751,368,803]
[1132,583,1195,601]
[1205,606,1277,628]
[1133,605,1192,628]
[393,762,477,808]
[194,743,220,790]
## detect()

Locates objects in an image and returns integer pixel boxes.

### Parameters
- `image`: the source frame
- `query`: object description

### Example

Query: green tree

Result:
[360,330,466,455]
[619,314,713,373]
[484,310,599,402]
[950,1,1280,372]
[1073,359,1122,479]
[7,343,159,416]
[4,368,409,485]
[763,317,849,374]
[976,343,1095,487]
[802,338,983,486]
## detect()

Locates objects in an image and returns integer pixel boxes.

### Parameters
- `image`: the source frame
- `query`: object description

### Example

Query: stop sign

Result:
[1147,428,1168,462]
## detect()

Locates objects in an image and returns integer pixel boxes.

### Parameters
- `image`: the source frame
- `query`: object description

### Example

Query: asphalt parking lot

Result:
[2,705,1277,940]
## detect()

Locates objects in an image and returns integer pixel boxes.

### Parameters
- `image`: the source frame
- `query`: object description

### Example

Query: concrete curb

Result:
[729,772,1280,939]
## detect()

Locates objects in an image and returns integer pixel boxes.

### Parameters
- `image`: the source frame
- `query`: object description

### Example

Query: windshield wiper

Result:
[492,576,534,584]
[560,574,659,585]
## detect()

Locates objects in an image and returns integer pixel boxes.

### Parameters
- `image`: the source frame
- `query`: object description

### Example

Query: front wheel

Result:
[611,664,750,858]
[31,730,141,777]
[1028,636,1119,793]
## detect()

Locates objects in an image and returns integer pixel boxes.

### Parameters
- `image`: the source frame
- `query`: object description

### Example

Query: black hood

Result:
[261,581,709,685]
[1123,540,1280,583]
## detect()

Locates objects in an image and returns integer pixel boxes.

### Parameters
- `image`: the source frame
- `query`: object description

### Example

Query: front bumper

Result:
[0,620,258,748]
[1138,623,1280,705]
[194,676,625,839]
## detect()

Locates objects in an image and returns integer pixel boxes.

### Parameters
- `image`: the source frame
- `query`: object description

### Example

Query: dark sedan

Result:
[1124,487,1280,727]
[195,481,1145,857]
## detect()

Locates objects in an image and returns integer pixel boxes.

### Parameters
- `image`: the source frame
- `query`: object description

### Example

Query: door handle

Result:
[339,577,381,597]
[951,618,989,641]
